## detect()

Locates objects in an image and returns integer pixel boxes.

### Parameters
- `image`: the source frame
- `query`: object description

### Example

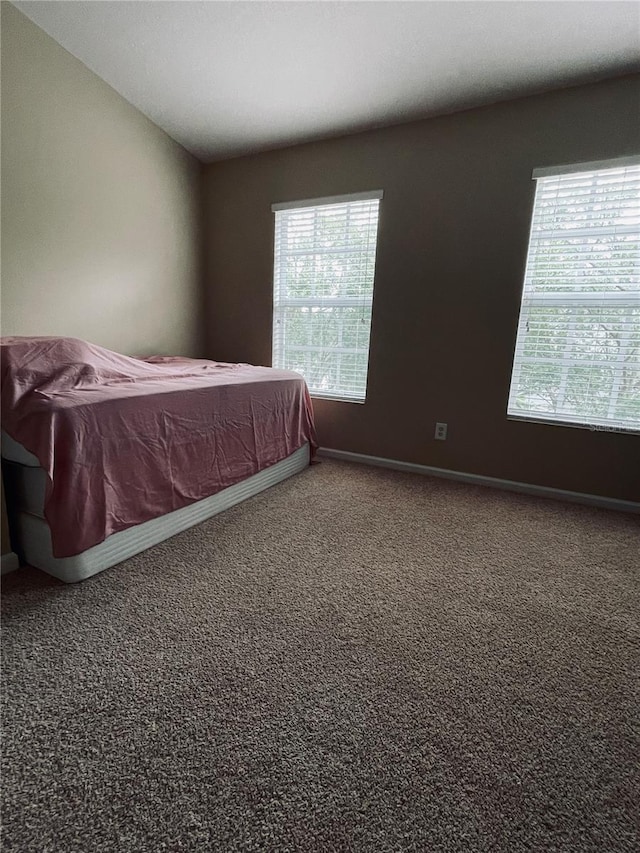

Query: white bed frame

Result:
[2,437,310,583]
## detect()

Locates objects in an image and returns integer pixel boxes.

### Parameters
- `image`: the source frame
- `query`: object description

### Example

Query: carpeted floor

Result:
[2,459,639,852]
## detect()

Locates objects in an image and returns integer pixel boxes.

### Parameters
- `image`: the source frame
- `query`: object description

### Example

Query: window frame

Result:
[507,156,640,435]
[271,190,383,404]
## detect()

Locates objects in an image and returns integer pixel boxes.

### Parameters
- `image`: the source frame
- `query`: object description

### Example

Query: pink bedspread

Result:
[1,337,317,558]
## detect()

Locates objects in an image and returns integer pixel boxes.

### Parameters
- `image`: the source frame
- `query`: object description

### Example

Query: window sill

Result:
[310,393,366,405]
[506,414,639,435]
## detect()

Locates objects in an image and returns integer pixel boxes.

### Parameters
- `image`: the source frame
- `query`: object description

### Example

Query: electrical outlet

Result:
[434,422,447,441]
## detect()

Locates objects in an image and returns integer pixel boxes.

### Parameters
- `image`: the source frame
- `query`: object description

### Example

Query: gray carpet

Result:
[2,459,639,852]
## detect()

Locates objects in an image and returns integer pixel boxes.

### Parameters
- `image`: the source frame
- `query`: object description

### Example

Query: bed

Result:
[1,337,317,583]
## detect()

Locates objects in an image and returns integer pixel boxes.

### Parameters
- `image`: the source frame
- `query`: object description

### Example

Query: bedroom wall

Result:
[1,3,203,357]
[202,74,640,503]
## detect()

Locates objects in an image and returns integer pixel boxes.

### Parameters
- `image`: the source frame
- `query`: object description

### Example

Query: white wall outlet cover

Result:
[435,422,448,440]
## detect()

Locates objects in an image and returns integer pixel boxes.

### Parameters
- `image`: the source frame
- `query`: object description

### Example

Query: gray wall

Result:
[203,75,640,501]
[1,4,203,357]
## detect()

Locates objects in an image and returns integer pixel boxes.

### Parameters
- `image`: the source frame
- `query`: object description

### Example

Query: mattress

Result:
[1,430,39,466]
[4,443,310,584]
[1,338,316,559]
[2,461,47,518]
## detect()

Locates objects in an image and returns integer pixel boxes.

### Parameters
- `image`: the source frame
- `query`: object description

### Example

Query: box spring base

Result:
[12,443,310,583]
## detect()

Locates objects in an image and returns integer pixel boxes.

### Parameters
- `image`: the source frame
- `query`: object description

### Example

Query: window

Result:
[271,191,382,402]
[507,157,640,432]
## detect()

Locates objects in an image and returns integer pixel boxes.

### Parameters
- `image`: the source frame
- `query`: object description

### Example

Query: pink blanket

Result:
[1,337,317,558]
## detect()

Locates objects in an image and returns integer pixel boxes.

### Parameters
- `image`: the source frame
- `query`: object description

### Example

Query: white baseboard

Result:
[318,448,640,514]
[1,552,20,575]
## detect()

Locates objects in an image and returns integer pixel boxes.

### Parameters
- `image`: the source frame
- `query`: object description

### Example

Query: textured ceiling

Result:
[13,1,640,162]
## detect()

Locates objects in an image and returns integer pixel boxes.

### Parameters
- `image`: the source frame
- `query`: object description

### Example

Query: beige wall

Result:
[1,4,203,357]
[203,75,640,502]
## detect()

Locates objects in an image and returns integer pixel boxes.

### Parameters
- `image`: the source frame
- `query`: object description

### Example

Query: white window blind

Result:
[507,159,640,432]
[272,191,382,402]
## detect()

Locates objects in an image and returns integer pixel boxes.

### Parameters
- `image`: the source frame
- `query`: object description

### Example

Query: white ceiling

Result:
[13,1,640,163]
